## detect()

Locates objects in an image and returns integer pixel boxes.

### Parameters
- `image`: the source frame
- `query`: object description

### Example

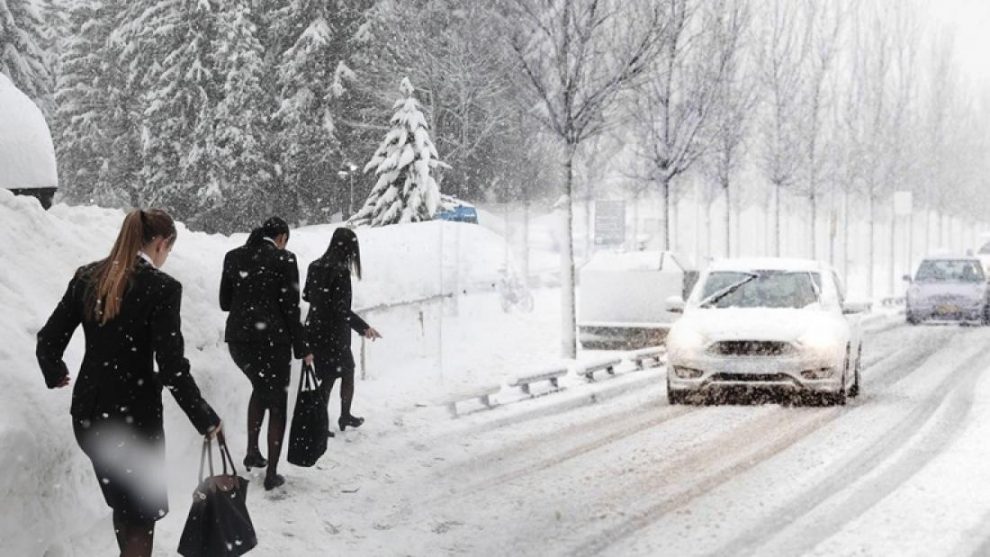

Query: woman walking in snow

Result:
[304,228,381,432]
[220,216,311,490]
[36,209,222,557]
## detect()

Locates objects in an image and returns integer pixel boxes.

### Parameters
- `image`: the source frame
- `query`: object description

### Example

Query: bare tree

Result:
[628,0,739,253]
[702,0,754,258]
[509,0,664,358]
[795,0,842,259]
[755,0,807,256]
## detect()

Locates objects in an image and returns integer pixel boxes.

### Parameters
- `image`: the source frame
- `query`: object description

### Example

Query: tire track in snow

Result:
[706,332,990,556]
[563,326,964,557]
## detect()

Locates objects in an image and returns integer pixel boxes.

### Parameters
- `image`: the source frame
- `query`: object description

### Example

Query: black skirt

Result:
[73,415,168,523]
[228,342,292,402]
[312,347,355,381]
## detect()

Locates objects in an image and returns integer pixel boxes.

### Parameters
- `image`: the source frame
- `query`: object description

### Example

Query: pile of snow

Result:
[0,73,57,190]
[0,191,552,554]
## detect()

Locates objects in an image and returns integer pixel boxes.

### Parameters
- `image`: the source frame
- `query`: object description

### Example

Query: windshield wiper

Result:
[699,272,759,308]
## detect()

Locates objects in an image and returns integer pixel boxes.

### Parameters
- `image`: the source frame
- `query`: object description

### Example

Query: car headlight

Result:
[797,329,839,355]
[669,328,708,355]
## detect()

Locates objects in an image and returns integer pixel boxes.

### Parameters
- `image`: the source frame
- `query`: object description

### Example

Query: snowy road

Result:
[77,320,990,556]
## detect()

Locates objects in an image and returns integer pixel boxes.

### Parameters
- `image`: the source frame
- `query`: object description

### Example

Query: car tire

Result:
[982,305,990,326]
[667,379,688,405]
[848,346,862,398]
[906,311,919,325]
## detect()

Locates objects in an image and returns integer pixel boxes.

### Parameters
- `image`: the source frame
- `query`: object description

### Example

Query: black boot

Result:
[243,452,267,471]
[264,474,285,491]
[338,415,364,431]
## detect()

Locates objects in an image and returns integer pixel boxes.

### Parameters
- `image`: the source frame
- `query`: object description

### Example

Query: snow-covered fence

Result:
[355,293,453,379]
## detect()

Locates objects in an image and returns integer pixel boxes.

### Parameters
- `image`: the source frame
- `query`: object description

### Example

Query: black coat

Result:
[220,241,308,357]
[36,259,220,435]
[303,259,369,355]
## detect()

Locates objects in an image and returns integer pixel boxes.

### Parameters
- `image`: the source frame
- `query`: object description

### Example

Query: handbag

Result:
[178,433,258,557]
[287,362,329,467]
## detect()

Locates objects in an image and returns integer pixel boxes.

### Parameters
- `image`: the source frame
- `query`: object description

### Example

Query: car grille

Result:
[710,373,793,383]
[709,341,792,357]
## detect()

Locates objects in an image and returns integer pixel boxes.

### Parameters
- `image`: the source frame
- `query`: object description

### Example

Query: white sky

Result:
[926,0,990,92]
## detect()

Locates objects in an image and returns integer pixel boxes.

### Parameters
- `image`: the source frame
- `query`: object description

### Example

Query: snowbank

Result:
[0,191,538,554]
[0,73,58,190]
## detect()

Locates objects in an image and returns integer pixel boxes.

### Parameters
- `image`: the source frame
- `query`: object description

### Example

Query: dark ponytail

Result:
[246,216,290,247]
[88,209,176,323]
[322,227,362,279]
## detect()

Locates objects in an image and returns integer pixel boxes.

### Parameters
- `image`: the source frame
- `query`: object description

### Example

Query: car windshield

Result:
[697,271,821,309]
[915,260,985,283]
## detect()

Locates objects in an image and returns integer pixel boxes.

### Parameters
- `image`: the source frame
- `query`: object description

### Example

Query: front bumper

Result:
[668,352,844,394]
[907,300,984,322]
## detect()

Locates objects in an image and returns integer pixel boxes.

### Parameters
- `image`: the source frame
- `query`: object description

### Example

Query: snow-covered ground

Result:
[6,191,990,556]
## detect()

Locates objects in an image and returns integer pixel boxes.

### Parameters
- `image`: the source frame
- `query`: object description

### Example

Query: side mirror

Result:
[666,296,685,314]
[902,274,913,283]
[842,301,871,315]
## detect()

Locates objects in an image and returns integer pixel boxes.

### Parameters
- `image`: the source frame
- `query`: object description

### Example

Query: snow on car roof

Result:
[707,257,827,273]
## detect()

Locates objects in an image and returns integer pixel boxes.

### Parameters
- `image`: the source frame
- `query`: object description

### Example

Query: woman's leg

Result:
[116,512,154,557]
[246,390,264,456]
[265,391,286,483]
[340,372,355,418]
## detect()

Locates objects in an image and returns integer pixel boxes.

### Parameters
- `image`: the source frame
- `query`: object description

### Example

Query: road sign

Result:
[594,200,626,246]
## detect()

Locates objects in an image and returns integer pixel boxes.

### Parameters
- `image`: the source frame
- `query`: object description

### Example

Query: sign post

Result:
[594,200,626,248]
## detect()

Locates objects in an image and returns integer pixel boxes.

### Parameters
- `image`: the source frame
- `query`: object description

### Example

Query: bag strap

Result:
[298,362,319,394]
[197,432,238,481]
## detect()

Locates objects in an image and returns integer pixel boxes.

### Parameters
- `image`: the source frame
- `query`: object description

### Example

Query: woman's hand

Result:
[207,420,223,440]
[303,353,315,366]
[55,375,71,388]
[364,327,382,341]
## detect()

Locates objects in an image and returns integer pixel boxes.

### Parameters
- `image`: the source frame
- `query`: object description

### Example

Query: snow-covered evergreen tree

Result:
[136,0,223,220]
[0,0,52,112]
[208,1,274,227]
[55,0,142,207]
[265,0,375,220]
[350,77,447,227]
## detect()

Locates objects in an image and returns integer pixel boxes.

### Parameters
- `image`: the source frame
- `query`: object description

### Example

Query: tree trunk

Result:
[889,205,897,297]
[868,193,876,299]
[810,192,817,259]
[662,176,671,251]
[723,181,731,258]
[522,194,531,283]
[561,148,578,359]
[842,188,850,287]
[774,182,782,257]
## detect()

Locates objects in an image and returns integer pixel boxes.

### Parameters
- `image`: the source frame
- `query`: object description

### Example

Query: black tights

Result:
[112,510,154,557]
[247,390,287,481]
[318,373,356,419]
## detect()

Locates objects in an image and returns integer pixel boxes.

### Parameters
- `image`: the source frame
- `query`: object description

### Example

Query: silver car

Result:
[905,257,990,325]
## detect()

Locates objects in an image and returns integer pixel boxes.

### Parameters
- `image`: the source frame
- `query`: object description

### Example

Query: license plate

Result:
[936,304,960,314]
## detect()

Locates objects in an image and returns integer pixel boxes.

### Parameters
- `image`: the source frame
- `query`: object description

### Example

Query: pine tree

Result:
[208,1,274,229]
[136,0,223,220]
[266,0,375,221]
[55,0,142,207]
[350,77,448,227]
[0,0,52,112]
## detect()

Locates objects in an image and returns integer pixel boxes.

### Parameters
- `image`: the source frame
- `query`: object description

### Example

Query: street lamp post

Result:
[338,162,358,220]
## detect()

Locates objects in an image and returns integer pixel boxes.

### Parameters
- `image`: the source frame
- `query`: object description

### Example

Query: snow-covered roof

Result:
[0,73,58,191]
[707,257,828,273]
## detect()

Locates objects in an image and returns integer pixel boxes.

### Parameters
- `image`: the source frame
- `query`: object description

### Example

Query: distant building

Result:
[0,73,58,208]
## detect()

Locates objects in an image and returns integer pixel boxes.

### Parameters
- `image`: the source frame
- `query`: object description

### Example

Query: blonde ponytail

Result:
[86,209,176,323]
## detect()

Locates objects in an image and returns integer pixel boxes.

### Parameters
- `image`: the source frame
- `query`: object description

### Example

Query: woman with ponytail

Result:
[303,228,381,432]
[36,209,222,557]
[220,216,311,491]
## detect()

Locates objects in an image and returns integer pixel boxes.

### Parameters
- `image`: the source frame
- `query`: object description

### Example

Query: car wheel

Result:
[906,311,919,325]
[667,378,687,405]
[982,305,990,326]
[848,346,862,398]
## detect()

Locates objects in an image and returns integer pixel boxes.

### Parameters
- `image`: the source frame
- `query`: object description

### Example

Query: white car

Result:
[665,258,868,405]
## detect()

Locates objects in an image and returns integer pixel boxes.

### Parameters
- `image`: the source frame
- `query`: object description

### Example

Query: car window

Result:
[915,260,985,283]
[831,271,845,304]
[697,270,821,309]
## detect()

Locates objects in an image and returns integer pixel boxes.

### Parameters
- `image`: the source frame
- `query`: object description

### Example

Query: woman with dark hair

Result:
[304,228,381,432]
[220,216,311,490]
[36,209,222,557]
